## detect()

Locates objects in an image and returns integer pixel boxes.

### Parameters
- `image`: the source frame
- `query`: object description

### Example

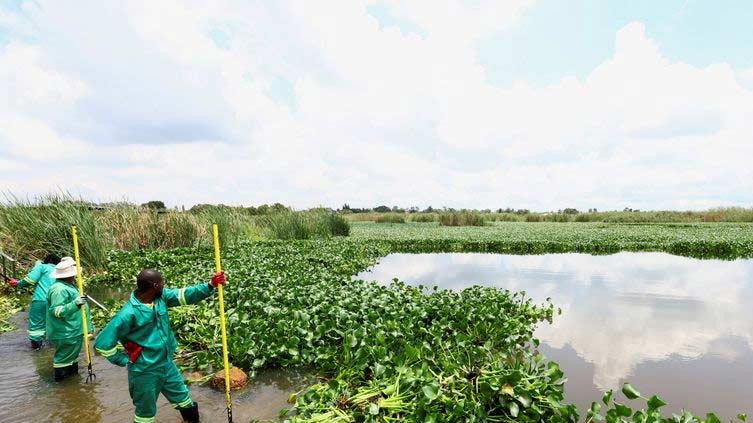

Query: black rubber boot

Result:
[53,366,71,381]
[53,363,79,381]
[30,340,42,350]
[179,403,199,423]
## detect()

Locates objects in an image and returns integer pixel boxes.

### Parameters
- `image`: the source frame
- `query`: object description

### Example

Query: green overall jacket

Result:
[94,282,215,372]
[46,279,93,340]
[18,261,56,302]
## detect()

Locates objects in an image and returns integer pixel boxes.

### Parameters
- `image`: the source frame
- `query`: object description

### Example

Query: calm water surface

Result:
[355,252,753,420]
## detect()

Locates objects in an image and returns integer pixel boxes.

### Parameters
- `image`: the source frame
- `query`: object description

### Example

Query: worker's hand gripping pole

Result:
[213,224,233,423]
[72,226,95,383]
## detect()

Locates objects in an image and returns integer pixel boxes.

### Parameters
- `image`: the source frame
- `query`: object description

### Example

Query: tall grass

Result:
[352,207,753,224]
[259,211,350,240]
[1,193,110,268]
[439,212,487,227]
[0,193,258,268]
[409,213,437,222]
[375,213,406,224]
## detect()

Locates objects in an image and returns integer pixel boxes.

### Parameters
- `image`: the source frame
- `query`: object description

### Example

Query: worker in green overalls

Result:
[95,268,225,423]
[7,253,61,349]
[47,256,94,381]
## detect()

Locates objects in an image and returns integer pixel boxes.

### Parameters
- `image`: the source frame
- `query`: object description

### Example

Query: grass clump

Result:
[259,211,350,240]
[0,193,257,268]
[375,213,406,224]
[409,213,437,222]
[439,211,486,226]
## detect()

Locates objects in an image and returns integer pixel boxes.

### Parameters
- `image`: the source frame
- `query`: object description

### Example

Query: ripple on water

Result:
[0,313,314,423]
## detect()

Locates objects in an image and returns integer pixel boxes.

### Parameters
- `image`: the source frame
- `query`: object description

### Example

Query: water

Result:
[354,252,753,420]
[0,312,311,423]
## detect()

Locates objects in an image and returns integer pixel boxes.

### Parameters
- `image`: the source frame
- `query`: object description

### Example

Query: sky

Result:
[1,0,752,211]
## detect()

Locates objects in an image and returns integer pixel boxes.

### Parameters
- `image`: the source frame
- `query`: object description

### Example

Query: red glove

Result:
[123,341,143,363]
[7,278,17,288]
[210,271,226,288]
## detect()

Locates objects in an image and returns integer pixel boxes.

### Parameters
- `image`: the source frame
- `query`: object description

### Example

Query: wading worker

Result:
[7,253,61,349]
[95,268,226,423]
[47,256,94,380]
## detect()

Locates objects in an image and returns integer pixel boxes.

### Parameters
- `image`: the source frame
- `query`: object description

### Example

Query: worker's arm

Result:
[162,282,215,307]
[94,313,130,367]
[48,287,82,319]
[17,261,43,290]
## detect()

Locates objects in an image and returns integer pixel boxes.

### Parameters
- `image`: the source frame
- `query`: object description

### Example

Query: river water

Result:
[354,252,753,420]
[0,311,311,423]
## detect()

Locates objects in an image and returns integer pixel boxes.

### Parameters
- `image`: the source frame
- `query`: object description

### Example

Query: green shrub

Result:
[409,213,437,222]
[525,214,542,222]
[311,212,350,237]
[375,214,406,224]
[259,211,351,240]
[260,212,312,240]
[0,193,256,267]
[439,212,486,226]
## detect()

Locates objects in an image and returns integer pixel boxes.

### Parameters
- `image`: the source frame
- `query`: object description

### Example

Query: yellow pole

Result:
[72,226,95,382]
[213,224,233,422]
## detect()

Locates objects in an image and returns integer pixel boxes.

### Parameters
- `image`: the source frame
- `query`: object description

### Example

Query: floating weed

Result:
[92,234,746,421]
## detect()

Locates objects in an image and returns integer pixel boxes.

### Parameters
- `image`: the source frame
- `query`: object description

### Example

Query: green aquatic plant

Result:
[93,238,747,422]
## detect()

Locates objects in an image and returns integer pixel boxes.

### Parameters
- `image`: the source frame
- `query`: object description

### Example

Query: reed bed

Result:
[0,194,348,268]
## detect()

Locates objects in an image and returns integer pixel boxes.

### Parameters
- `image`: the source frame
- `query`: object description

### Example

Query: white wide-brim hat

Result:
[52,257,78,279]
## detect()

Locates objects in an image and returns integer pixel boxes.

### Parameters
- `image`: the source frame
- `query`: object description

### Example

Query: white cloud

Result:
[359,252,753,391]
[0,3,751,209]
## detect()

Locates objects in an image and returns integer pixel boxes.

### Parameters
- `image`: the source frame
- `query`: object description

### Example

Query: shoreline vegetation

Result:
[3,194,753,267]
[2,194,751,421]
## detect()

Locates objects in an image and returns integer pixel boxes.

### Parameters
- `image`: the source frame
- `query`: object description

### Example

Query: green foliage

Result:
[140,200,166,210]
[345,208,753,224]
[0,193,110,268]
[0,286,22,334]
[439,212,487,227]
[0,193,255,267]
[585,383,746,423]
[350,222,753,259]
[375,214,406,224]
[259,212,351,240]
[409,213,437,223]
[94,231,744,421]
[318,213,351,237]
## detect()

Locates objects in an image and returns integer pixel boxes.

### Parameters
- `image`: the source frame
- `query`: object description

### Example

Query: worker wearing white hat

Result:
[46,257,94,381]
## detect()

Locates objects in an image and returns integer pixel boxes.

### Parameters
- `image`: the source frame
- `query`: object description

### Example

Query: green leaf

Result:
[614,402,632,417]
[646,395,666,411]
[621,383,641,400]
[508,402,519,418]
[515,393,532,408]
[422,383,440,402]
[737,414,747,422]
[602,390,613,406]
[705,413,721,423]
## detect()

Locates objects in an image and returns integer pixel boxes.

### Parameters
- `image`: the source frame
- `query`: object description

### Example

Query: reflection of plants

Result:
[93,232,745,421]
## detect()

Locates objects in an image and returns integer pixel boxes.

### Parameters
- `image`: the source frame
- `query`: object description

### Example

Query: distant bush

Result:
[439,212,486,227]
[410,213,437,222]
[574,213,591,222]
[492,213,523,222]
[316,213,350,236]
[525,214,542,222]
[260,211,350,239]
[375,214,406,224]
